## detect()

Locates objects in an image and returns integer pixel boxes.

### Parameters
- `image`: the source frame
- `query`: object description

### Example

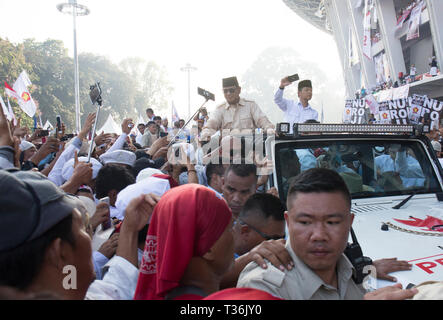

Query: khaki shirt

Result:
[140,131,158,148]
[236,240,365,300]
[200,98,275,140]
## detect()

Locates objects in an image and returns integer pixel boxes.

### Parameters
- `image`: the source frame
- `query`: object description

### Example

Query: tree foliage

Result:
[0,37,174,131]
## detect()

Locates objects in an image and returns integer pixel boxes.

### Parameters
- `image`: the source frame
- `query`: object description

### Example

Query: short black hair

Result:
[206,160,226,185]
[303,119,320,124]
[146,121,156,127]
[0,214,74,290]
[95,164,135,199]
[225,164,257,180]
[132,157,156,178]
[146,108,154,114]
[153,116,162,121]
[137,123,145,128]
[287,168,351,210]
[240,193,285,222]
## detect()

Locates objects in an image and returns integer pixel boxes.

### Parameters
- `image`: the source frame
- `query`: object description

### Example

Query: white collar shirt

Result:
[274,88,318,132]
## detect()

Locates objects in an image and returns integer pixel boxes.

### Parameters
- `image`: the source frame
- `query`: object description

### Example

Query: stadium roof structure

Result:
[282,0,331,34]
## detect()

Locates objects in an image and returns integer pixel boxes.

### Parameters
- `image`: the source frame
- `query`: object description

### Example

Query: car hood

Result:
[351,194,443,288]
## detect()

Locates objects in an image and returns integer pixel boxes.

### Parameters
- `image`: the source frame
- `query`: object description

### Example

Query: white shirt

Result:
[48,136,82,186]
[375,152,425,188]
[274,88,318,132]
[85,256,139,300]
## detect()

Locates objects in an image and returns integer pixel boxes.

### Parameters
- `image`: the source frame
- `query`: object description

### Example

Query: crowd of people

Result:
[355,54,439,100]
[0,75,442,301]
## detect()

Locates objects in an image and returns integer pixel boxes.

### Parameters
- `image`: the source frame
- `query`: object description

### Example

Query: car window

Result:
[275,139,442,203]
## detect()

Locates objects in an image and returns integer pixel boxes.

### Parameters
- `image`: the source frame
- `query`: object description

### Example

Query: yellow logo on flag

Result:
[413,107,419,113]
[22,92,30,102]
[382,113,388,119]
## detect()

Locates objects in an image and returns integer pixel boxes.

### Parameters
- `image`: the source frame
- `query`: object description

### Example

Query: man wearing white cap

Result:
[99,149,136,169]
[19,140,37,161]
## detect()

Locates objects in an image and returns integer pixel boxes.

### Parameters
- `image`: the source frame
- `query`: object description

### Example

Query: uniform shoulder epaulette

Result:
[261,263,286,287]
[216,102,227,109]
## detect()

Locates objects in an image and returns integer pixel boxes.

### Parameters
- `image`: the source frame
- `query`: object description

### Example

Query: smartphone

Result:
[38,130,49,137]
[89,83,101,104]
[99,197,112,231]
[56,115,62,133]
[160,131,168,138]
[198,87,215,101]
[60,133,74,142]
[287,74,300,83]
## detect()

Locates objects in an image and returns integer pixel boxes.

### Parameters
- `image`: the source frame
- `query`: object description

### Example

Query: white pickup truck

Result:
[267,123,443,289]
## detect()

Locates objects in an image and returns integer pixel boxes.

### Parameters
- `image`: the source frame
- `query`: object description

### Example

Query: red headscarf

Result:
[203,288,283,300]
[133,184,232,300]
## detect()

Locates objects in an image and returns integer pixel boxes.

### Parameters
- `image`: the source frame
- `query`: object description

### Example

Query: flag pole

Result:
[167,98,209,148]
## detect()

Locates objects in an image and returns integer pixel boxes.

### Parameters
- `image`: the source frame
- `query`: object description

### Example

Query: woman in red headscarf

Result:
[133,184,234,300]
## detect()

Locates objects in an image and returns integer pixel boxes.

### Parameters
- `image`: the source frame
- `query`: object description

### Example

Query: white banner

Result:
[392,85,410,100]
[378,89,393,102]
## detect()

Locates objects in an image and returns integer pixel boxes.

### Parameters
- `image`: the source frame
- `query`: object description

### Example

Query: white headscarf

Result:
[115,176,170,220]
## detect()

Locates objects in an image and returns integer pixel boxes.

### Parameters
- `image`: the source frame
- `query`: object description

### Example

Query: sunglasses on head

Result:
[236,218,285,241]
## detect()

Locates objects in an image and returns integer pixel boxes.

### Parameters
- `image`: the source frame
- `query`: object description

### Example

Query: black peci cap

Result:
[298,80,312,91]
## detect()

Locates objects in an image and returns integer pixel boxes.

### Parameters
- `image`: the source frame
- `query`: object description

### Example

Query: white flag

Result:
[43,120,54,130]
[13,70,37,118]
[171,101,180,123]
[0,95,10,120]
[7,98,17,126]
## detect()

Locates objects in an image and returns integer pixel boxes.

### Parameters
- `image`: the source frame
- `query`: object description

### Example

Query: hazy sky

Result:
[0,0,345,121]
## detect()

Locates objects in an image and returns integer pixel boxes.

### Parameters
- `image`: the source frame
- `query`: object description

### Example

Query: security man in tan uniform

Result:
[200,77,275,141]
[237,168,418,300]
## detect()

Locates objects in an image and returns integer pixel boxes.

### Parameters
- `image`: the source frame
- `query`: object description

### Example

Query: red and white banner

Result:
[362,0,372,60]
[406,2,423,41]
[365,94,379,115]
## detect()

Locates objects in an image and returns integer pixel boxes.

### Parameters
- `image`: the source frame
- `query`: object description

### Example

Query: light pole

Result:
[180,63,197,119]
[57,0,90,133]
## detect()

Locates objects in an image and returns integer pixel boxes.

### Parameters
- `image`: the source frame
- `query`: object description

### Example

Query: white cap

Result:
[115,176,170,220]
[99,150,136,167]
[62,156,103,183]
[19,140,35,152]
[431,140,441,152]
[136,168,163,183]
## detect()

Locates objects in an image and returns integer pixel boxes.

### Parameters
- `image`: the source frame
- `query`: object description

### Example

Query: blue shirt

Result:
[274,88,318,133]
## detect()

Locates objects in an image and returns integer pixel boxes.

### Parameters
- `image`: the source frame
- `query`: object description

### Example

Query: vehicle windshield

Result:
[274,139,442,203]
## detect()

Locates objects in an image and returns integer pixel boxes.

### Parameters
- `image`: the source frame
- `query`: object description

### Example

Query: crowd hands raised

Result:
[0,76,440,301]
